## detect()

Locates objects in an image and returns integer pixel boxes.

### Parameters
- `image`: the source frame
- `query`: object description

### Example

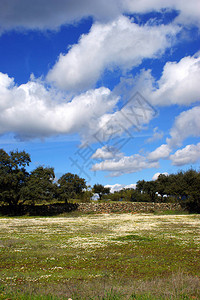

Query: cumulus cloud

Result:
[150,53,200,106]
[92,154,159,176]
[0,72,118,140]
[170,143,200,166]
[81,90,157,145]
[152,172,169,181]
[90,103,200,176]
[47,16,179,91]
[170,0,200,27]
[98,102,200,175]
[0,72,158,143]
[124,0,200,27]
[111,52,200,112]
[105,183,123,193]
[0,0,199,33]
[167,106,200,148]
[125,183,137,190]
[92,146,123,160]
[105,183,136,193]
[148,144,171,162]
[122,53,200,107]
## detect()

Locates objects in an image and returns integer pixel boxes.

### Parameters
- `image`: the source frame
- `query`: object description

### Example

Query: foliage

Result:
[136,180,146,193]
[22,166,56,204]
[135,169,200,212]
[93,184,110,200]
[0,149,87,208]
[0,148,31,206]
[171,169,200,213]
[107,169,200,213]
[79,188,93,203]
[156,174,169,199]
[107,188,153,203]
[57,172,87,203]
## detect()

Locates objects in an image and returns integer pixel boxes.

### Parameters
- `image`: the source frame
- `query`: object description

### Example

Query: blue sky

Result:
[0,0,200,192]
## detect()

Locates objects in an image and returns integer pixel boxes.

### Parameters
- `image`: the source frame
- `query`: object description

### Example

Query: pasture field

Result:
[0,212,199,299]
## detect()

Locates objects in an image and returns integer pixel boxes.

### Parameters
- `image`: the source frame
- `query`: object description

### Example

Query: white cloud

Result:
[152,172,169,181]
[92,146,122,160]
[110,53,200,120]
[148,144,171,162]
[146,127,164,143]
[105,183,136,193]
[92,154,159,176]
[47,16,179,91]
[170,143,200,166]
[0,72,118,140]
[81,90,157,144]
[105,184,123,193]
[122,53,200,107]
[0,0,199,33]
[0,72,157,143]
[124,0,200,27]
[171,0,200,27]
[167,106,200,148]
[151,53,200,106]
[91,103,200,176]
[125,183,137,190]
[101,101,200,176]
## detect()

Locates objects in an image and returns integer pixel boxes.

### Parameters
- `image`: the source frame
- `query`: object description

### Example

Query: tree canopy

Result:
[57,172,87,203]
[23,166,56,205]
[106,169,200,213]
[92,184,110,200]
[0,149,31,206]
[0,149,87,207]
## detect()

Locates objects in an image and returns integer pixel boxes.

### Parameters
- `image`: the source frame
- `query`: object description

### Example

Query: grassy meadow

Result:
[0,212,199,299]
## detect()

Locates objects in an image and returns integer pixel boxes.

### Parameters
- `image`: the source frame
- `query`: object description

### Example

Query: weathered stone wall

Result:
[0,202,182,216]
[77,202,182,213]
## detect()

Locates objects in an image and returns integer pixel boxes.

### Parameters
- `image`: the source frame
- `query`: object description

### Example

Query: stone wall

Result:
[77,202,182,213]
[0,202,182,216]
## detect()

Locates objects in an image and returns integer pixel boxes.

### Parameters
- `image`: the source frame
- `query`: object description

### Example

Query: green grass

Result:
[0,213,199,299]
[153,210,188,215]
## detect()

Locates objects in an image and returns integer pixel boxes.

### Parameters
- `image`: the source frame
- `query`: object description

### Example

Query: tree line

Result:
[0,149,88,207]
[0,149,199,213]
[105,170,200,213]
[0,149,111,208]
